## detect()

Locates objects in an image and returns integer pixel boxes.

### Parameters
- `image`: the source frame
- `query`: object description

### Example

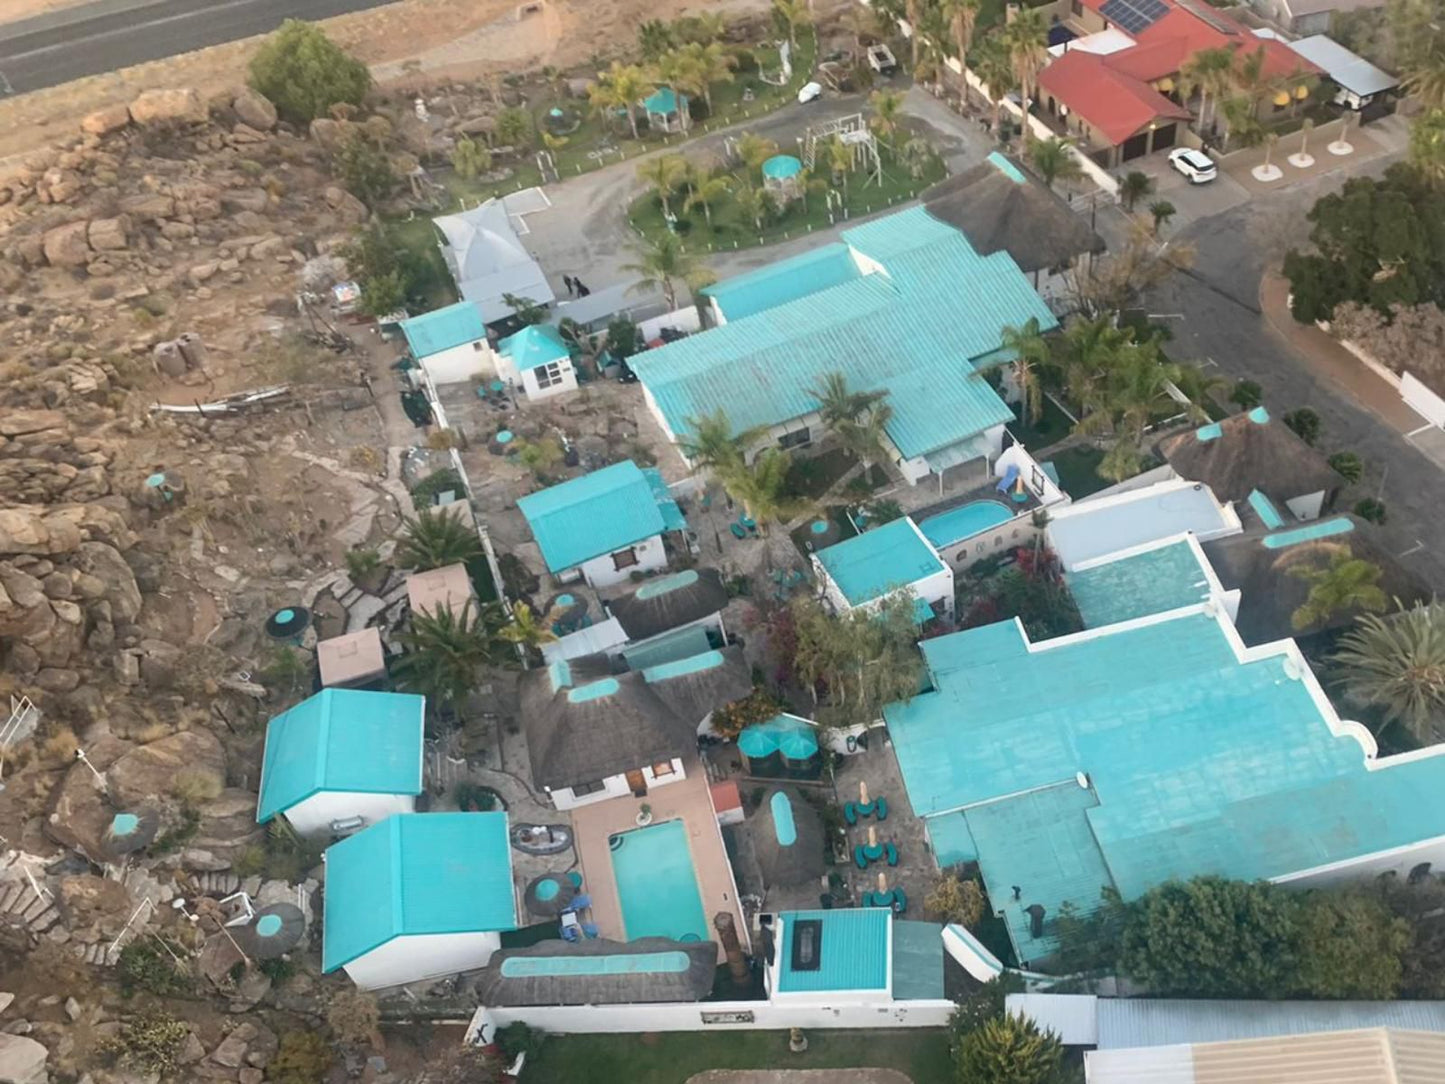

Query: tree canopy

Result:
[248,20,372,124]
[786,593,924,730]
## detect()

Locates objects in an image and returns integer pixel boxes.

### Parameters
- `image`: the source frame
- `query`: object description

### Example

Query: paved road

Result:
[0,0,397,96]
[1135,142,1445,590]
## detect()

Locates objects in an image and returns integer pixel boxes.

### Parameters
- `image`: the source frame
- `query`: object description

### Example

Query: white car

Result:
[797,81,823,104]
[1168,147,1217,184]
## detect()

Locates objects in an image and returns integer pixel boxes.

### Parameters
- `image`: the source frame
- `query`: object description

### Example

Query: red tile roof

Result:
[1038,49,1192,145]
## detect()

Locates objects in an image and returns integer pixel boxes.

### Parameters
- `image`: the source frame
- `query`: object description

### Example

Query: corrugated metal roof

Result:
[631,207,1054,460]
[517,461,683,572]
[1065,538,1214,628]
[776,908,890,993]
[400,301,487,357]
[1287,35,1398,97]
[498,324,569,370]
[1007,994,1100,1045]
[814,517,945,606]
[1096,1000,1445,1049]
[322,812,516,971]
[704,243,862,321]
[256,689,424,823]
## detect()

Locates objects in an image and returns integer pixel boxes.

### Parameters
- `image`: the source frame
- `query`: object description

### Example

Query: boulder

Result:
[0,1032,47,1084]
[74,543,142,621]
[128,88,206,126]
[87,217,129,251]
[118,193,175,219]
[56,874,133,939]
[307,117,355,151]
[41,221,91,267]
[231,88,277,131]
[0,510,49,555]
[323,186,368,225]
[210,1022,256,1068]
[220,188,268,214]
[81,103,132,136]
[0,411,65,438]
[107,728,225,809]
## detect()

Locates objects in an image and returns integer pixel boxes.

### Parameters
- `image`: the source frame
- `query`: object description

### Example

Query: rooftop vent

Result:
[791,918,823,971]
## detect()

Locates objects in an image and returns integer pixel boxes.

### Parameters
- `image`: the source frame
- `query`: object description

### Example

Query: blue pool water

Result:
[609,819,708,942]
[917,500,1015,548]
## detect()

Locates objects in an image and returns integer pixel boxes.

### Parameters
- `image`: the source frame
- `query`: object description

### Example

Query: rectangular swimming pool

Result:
[609,818,709,943]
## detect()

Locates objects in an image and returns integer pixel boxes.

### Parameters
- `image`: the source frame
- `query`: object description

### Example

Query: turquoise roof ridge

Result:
[633,206,1056,460]
[257,689,425,823]
[322,812,516,972]
[776,909,890,993]
[498,324,569,371]
[400,301,486,358]
[815,517,945,607]
[517,461,684,573]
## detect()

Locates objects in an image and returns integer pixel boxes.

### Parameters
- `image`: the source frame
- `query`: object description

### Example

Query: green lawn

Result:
[521,1029,955,1084]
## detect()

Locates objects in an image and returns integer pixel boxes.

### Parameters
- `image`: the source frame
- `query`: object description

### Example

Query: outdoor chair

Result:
[875,797,889,821]
[729,523,747,540]
[843,802,858,826]
[853,844,868,870]
[885,841,899,866]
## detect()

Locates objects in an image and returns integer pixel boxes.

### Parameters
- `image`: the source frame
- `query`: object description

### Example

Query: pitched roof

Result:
[316,628,387,688]
[776,909,891,993]
[923,153,1105,273]
[1038,49,1193,145]
[520,647,749,788]
[432,199,554,322]
[814,517,946,607]
[1065,536,1217,628]
[606,568,730,641]
[631,207,1055,460]
[753,787,827,888]
[472,936,717,1005]
[322,812,516,972]
[1159,408,1342,508]
[399,301,487,358]
[884,606,1445,963]
[405,562,476,619]
[256,689,424,823]
[498,324,570,371]
[517,461,683,573]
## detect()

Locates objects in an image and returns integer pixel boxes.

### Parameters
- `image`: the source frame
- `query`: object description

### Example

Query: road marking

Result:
[0,0,267,63]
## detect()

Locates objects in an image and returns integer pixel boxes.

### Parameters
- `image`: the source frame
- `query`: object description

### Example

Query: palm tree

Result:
[826,134,853,192]
[683,41,737,114]
[685,161,732,226]
[1332,601,1445,745]
[1405,52,1445,110]
[972,37,1018,137]
[1149,199,1177,235]
[811,371,884,431]
[1026,136,1083,190]
[1220,95,1265,150]
[725,448,793,530]
[693,10,728,44]
[397,509,483,571]
[588,62,649,140]
[1180,45,1235,136]
[394,601,503,714]
[638,19,673,62]
[451,136,491,180]
[1289,547,1387,631]
[940,0,981,64]
[655,49,704,130]
[623,232,716,312]
[636,153,688,216]
[868,88,905,147]
[1000,317,1049,424]
[733,183,771,231]
[736,131,779,173]
[771,0,812,45]
[679,407,759,472]
[905,0,923,64]
[1119,170,1153,212]
[1002,9,1048,110]
[1410,108,1445,184]
[498,602,558,656]
[841,5,882,51]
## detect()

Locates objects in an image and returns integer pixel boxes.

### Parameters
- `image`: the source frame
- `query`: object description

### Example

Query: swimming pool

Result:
[917,500,1015,548]
[609,819,708,942]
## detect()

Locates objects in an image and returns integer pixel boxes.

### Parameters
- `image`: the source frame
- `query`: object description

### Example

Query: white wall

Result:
[1274,833,1445,890]
[548,758,687,811]
[421,340,495,386]
[575,533,668,588]
[519,359,578,402]
[343,930,501,990]
[1284,490,1326,522]
[282,791,416,839]
[639,305,702,341]
[1402,372,1445,430]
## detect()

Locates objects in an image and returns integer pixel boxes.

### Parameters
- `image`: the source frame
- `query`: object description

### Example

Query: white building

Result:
[255,689,424,838]
[433,199,554,324]
[494,323,577,401]
[323,812,516,989]
[811,516,954,625]
[399,301,494,386]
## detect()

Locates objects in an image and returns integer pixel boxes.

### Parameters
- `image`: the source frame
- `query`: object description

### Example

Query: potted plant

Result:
[635,802,653,827]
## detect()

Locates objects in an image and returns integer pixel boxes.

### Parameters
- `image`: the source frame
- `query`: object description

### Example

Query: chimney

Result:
[714,912,749,983]
[1025,904,1046,939]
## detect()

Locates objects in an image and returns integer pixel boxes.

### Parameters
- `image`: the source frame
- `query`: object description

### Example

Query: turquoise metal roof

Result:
[1065,539,1213,629]
[762,154,802,179]
[1262,516,1353,548]
[815,517,944,607]
[642,468,688,532]
[257,689,425,823]
[323,812,516,972]
[498,324,569,371]
[631,207,1055,459]
[642,648,723,682]
[644,87,686,114]
[704,243,862,321]
[776,909,890,993]
[884,610,1445,963]
[986,151,1028,184]
[891,920,947,1001]
[517,461,683,572]
[621,624,714,670]
[400,301,486,358]
[1248,488,1286,529]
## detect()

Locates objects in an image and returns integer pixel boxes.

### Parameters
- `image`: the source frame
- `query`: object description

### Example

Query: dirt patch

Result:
[688,1072,916,1084]
[0,0,93,24]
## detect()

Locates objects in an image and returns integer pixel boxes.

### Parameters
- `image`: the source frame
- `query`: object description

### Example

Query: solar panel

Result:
[1099,0,1169,34]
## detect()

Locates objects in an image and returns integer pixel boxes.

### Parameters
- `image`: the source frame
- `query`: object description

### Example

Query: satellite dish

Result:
[1075,771,1090,790]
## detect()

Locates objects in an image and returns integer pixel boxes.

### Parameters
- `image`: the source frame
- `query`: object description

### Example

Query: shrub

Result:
[495,1021,546,1062]
[1283,407,1322,445]
[954,1012,1063,1084]
[117,942,190,997]
[259,955,296,984]
[1354,497,1387,524]
[269,1031,334,1084]
[925,872,985,928]
[1329,451,1364,483]
[148,808,201,857]
[101,1011,191,1075]
[345,546,383,580]
[605,316,642,359]
[452,780,499,812]
[410,467,465,508]
[326,989,380,1045]
[710,687,784,740]
[170,768,222,806]
[248,20,371,124]
[1229,380,1264,410]
[949,973,1026,1042]
[333,133,395,208]
[232,844,266,878]
[38,725,79,767]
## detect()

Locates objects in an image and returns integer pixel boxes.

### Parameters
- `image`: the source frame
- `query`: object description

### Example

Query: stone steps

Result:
[193,870,241,897]
[0,878,59,933]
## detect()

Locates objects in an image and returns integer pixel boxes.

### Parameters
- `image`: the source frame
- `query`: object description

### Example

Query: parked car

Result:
[1168,147,1217,184]
[798,81,823,104]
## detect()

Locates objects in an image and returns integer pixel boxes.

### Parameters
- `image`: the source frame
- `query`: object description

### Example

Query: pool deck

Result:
[570,763,747,964]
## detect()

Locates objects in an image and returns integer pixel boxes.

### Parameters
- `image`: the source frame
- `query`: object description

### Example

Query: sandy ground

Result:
[1,0,93,22]
[0,0,788,170]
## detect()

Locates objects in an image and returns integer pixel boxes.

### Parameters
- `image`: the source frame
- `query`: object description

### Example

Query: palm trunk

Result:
[626,105,639,140]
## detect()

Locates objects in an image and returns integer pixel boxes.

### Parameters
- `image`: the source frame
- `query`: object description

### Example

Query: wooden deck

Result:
[569,764,747,964]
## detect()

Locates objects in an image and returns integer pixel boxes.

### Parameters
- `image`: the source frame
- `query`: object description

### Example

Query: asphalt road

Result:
[0,0,398,96]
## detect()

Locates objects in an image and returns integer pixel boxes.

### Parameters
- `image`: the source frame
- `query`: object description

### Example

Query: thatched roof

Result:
[922,156,1105,274]
[607,569,730,641]
[752,787,826,889]
[521,647,750,789]
[1202,521,1430,644]
[1160,410,1342,510]
[472,936,718,1005]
